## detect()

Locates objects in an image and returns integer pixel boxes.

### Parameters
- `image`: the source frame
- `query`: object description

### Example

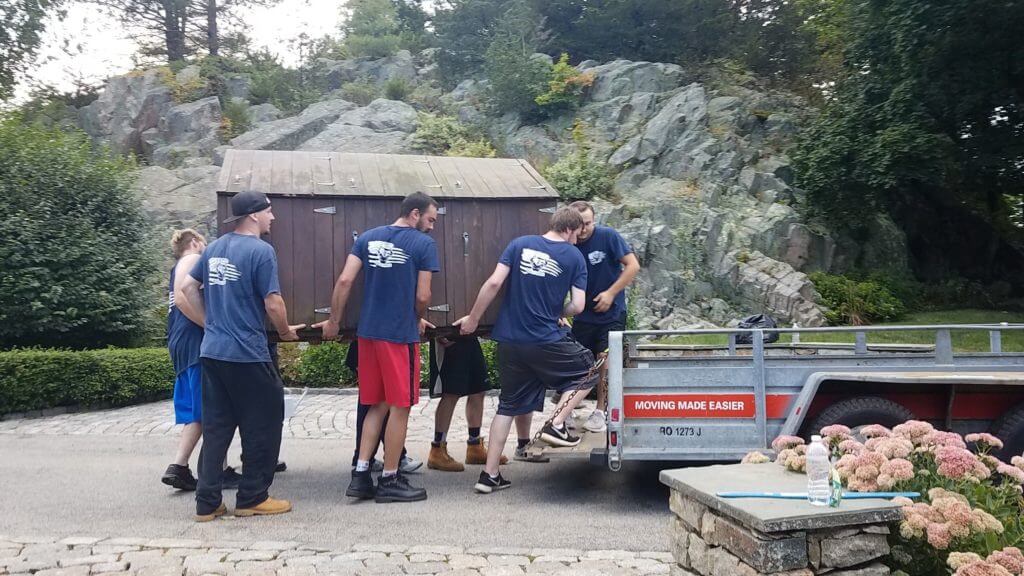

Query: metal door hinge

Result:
[436,206,446,215]
[314,307,331,315]
[539,206,556,213]
[314,206,336,215]
[428,304,450,312]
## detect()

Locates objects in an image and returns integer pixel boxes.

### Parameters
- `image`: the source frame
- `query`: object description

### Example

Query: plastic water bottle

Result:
[806,435,831,507]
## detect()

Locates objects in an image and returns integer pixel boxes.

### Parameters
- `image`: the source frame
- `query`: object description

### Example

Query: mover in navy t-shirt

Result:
[353,225,440,344]
[575,225,634,324]
[491,235,587,344]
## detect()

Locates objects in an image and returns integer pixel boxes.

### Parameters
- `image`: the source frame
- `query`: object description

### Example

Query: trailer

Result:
[538,324,1024,470]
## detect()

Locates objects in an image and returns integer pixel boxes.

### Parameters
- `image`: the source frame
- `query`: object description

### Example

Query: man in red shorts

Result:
[315,192,439,503]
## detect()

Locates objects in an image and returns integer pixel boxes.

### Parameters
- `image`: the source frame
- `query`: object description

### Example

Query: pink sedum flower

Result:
[987,547,1024,574]
[771,435,805,452]
[949,553,984,570]
[966,433,1005,450]
[893,420,935,443]
[838,439,866,455]
[998,463,1024,484]
[923,430,968,450]
[954,561,1014,576]
[926,521,953,549]
[872,437,915,459]
[860,424,892,438]
[935,446,990,481]
[877,458,915,489]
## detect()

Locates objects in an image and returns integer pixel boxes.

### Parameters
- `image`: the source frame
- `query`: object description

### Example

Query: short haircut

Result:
[550,206,584,233]
[170,229,205,259]
[400,191,438,217]
[569,200,595,215]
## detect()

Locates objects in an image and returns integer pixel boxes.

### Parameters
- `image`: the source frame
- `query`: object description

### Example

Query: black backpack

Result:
[734,314,780,344]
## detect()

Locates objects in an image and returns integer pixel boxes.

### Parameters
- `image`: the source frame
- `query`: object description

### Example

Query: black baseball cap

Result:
[223,191,271,223]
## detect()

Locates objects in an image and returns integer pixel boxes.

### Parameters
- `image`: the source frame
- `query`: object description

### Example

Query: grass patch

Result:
[654,309,1024,353]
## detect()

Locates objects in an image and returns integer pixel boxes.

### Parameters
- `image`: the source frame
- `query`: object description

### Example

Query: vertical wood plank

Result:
[290,198,316,328]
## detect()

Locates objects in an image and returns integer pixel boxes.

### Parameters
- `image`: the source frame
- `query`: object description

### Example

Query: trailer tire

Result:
[991,402,1024,460]
[805,397,915,439]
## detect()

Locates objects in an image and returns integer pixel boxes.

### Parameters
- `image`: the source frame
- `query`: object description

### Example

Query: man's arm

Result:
[415,270,432,316]
[175,274,205,327]
[592,253,640,314]
[313,254,363,339]
[454,263,510,335]
[564,286,587,317]
[264,293,304,341]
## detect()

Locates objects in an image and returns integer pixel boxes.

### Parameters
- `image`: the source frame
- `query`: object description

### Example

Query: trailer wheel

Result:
[804,397,915,439]
[991,402,1024,460]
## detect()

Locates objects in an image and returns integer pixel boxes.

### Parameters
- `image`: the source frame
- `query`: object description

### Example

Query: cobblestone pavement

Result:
[0,536,674,575]
[0,392,589,445]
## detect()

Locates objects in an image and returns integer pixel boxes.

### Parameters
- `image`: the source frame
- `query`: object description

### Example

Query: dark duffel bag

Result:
[734,314,780,344]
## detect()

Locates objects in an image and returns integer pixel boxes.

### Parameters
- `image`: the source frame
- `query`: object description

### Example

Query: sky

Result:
[17,0,346,101]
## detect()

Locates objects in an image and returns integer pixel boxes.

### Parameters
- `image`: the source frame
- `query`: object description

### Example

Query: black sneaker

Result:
[346,470,376,499]
[222,466,242,490]
[474,471,512,494]
[161,464,197,491]
[540,422,581,447]
[375,473,427,503]
[275,461,287,473]
[513,447,550,463]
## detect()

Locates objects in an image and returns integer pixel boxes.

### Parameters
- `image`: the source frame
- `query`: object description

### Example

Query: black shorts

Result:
[496,338,597,417]
[571,314,626,357]
[428,336,491,399]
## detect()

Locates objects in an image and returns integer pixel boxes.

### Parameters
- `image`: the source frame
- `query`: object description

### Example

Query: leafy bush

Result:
[295,341,355,388]
[411,113,495,157]
[542,151,612,201]
[157,66,209,104]
[383,77,412,101]
[535,53,594,112]
[218,99,251,142]
[0,117,155,349]
[342,0,402,58]
[770,424,1024,576]
[480,339,500,389]
[0,347,173,415]
[483,34,552,119]
[809,272,905,325]
[341,79,380,107]
[448,138,496,158]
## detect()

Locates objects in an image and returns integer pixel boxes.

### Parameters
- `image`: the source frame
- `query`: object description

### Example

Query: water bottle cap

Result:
[811,435,822,442]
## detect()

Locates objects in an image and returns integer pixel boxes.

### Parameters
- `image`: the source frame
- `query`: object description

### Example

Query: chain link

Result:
[524,353,608,454]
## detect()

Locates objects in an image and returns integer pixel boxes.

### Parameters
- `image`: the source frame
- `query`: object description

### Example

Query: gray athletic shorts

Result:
[496,337,598,417]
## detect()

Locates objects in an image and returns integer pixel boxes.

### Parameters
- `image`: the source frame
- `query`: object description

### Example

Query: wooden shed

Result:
[216,149,559,338]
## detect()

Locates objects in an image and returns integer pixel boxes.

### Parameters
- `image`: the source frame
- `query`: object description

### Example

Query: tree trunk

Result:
[161,0,186,62]
[206,0,218,56]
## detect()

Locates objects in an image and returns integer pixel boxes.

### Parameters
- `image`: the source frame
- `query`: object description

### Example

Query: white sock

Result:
[355,460,369,472]
[382,469,397,478]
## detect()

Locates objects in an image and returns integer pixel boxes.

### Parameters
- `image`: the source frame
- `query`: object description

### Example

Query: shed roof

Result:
[216,149,559,200]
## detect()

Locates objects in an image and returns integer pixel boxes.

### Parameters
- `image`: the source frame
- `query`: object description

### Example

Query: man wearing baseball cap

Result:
[176,191,304,521]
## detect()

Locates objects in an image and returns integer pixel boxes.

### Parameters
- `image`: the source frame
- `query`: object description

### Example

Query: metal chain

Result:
[524,353,607,454]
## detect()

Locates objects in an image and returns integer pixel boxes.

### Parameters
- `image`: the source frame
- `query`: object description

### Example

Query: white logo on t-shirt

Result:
[588,250,607,265]
[520,248,563,278]
[208,257,241,286]
[368,240,410,268]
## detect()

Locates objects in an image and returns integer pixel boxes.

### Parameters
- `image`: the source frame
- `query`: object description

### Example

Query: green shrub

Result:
[0,117,155,349]
[411,113,496,157]
[480,339,500,389]
[809,272,905,325]
[218,99,251,142]
[341,79,380,107]
[535,53,593,112]
[542,151,612,201]
[407,83,443,112]
[383,77,412,101]
[295,341,355,388]
[483,34,552,119]
[0,347,174,415]
[448,138,496,158]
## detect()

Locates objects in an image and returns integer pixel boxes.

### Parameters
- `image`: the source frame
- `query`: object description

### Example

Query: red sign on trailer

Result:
[623,394,794,419]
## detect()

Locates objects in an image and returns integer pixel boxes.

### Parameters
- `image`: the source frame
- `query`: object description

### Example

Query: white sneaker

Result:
[563,409,579,430]
[400,456,423,474]
[584,410,607,433]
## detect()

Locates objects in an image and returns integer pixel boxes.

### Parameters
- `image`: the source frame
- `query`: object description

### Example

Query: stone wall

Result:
[668,490,892,576]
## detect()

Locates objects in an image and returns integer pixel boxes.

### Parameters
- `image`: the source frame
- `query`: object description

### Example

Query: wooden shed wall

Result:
[217,194,553,334]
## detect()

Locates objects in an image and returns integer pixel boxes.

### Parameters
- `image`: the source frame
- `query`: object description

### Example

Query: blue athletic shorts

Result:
[173,364,202,424]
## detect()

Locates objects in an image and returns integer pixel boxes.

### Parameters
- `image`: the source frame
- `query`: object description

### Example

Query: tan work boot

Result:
[234,497,292,517]
[195,502,227,523]
[465,438,509,465]
[428,442,465,472]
